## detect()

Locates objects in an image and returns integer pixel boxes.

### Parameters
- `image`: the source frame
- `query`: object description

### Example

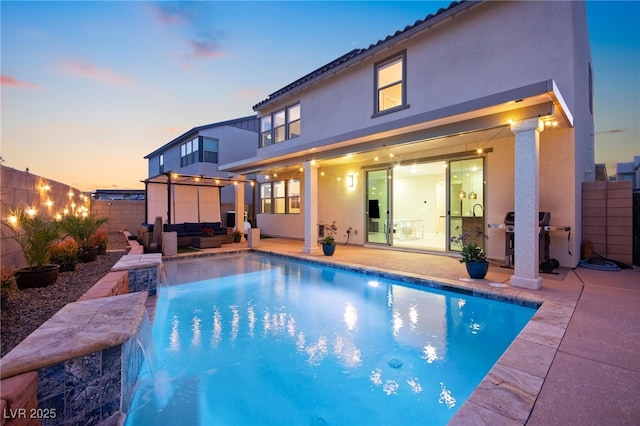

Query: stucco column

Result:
[510,118,544,290]
[234,175,245,230]
[302,161,320,254]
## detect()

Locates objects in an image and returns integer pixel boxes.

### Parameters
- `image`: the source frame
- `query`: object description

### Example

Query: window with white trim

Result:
[159,154,164,173]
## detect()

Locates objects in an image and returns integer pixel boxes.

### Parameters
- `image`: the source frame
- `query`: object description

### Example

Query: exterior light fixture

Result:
[346,175,354,188]
[476,148,483,154]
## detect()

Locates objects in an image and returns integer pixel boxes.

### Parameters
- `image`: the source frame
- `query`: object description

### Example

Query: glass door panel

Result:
[448,158,485,251]
[392,162,447,251]
[366,169,390,245]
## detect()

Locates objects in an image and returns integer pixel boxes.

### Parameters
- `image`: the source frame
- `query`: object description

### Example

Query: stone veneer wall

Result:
[582,181,633,265]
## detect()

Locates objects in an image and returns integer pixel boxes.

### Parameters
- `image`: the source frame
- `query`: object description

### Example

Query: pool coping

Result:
[160,248,573,424]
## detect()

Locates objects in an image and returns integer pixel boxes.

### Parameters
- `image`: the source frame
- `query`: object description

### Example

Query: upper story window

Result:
[260,103,301,147]
[203,137,219,163]
[159,154,164,173]
[180,137,199,167]
[374,52,407,115]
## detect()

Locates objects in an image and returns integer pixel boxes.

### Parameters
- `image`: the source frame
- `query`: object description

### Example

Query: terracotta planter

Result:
[79,246,99,263]
[16,265,60,289]
[465,261,489,279]
[322,243,336,256]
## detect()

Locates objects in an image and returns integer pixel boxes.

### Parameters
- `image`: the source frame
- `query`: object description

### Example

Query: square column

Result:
[510,118,544,290]
[234,174,245,230]
[302,161,321,254]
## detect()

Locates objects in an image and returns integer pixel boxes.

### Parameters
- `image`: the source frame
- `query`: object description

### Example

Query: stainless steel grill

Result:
[503,211,558,272]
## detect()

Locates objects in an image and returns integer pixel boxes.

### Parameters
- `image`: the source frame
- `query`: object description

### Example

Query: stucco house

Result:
[144,115,258,227]
[221,0,595,290]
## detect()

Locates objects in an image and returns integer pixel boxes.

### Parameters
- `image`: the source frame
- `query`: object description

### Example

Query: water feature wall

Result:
[111,254,163,296]
[0,249,163,425]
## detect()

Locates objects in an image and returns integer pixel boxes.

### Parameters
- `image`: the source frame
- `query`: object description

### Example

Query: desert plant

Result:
[90,227,108,250]
[59,215,108,250]
[1,208,60,269]
[50,237,80,265]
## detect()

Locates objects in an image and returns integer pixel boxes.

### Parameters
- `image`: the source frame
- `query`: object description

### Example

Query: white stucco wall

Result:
[257,1,582,153]
[251,0,592,268]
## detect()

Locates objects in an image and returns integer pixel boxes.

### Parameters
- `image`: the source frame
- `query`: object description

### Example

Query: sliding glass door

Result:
[366,169,390,245]
[366,157,485,252]
[448,158,485,251]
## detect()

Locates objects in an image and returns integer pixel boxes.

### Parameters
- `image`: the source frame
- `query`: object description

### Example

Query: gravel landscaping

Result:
[1,233,129,358]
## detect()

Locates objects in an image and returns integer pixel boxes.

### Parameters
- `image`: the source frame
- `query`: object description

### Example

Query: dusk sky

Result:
[1,1,638,191]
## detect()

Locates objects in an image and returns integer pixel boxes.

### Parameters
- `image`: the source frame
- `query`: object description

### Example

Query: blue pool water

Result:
[125,253,536,425]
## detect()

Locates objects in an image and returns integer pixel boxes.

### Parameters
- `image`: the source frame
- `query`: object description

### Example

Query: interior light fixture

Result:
[458,189,466,200]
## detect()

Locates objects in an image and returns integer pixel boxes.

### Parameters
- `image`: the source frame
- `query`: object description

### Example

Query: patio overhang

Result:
[220,79,573,176]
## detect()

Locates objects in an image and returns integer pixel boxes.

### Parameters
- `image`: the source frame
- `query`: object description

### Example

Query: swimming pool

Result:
[125,253,536,425]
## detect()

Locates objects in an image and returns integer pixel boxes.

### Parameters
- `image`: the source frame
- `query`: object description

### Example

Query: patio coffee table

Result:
[192,236,222,249]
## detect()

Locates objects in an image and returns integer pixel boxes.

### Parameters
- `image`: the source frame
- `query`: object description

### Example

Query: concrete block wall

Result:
[582,181,633,265]
[90,200,144,235]
[1,166,85,270]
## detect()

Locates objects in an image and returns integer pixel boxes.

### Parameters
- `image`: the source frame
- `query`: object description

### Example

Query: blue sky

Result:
[1,1,638,190]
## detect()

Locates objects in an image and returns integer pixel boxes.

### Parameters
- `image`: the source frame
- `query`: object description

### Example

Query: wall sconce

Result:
[346,175,354,188]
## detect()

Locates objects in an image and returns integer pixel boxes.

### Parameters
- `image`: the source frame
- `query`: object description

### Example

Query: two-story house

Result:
[144,115,258,227]
[221,1,594,290]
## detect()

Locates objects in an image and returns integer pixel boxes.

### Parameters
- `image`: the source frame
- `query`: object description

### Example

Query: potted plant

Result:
[1,208,61,289]
[90,227,109,255]
[1,265,16,310]
[320,221,338,256]
[59,214,108,262]
[450,225,489,279]
[51,237,81,272]
[202,228,214,237]
[232,229,243,243]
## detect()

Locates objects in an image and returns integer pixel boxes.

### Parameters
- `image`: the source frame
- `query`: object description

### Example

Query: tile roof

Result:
[253,0,471,111]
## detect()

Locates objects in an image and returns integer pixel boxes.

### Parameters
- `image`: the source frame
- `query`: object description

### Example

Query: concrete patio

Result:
[163,238,640,424]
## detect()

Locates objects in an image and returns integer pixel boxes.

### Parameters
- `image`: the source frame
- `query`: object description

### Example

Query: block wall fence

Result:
[1,166,144,270]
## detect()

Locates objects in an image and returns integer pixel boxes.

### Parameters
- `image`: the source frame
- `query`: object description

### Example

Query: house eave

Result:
[222,80,573,175]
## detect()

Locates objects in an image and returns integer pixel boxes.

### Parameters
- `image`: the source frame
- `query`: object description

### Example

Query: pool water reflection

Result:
[125,253,536,425]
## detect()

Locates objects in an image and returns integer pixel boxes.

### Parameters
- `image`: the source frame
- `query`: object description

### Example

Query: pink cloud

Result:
[59,60,133,87]
[1,75,39,89]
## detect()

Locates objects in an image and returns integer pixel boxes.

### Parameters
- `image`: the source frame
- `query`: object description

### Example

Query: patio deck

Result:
[164,238,640,424]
